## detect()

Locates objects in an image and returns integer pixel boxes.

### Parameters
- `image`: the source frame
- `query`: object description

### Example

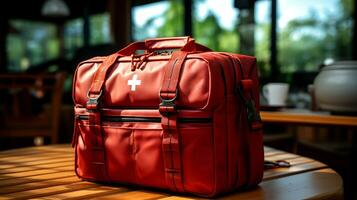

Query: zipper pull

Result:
[246,99,262,131]
[237,85,262,131]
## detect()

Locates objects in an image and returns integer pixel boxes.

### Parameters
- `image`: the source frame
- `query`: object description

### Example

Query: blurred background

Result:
[0,0,356,197]
[1,0,355,85]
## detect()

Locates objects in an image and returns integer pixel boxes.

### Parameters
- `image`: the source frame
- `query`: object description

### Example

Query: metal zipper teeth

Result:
[77,115,212,123]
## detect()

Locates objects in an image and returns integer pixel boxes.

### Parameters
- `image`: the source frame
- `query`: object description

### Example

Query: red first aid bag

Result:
[72,36,263,197]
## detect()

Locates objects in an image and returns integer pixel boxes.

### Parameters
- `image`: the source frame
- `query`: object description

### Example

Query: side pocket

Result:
[235,104,248,188]
[246,126,264,186]
[75,121,104,181]
[180,124,214,195]
[104,123,167,189]
[226,95,242,189]
[240,103,264,187]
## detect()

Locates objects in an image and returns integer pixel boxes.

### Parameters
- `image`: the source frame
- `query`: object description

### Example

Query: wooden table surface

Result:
[0,144,343,200]
[261,109,357,127]
[261,109,356,199]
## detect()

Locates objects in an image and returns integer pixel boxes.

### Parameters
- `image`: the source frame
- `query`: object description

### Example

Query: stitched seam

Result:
[168,120,178,191]
[165,58,179,99]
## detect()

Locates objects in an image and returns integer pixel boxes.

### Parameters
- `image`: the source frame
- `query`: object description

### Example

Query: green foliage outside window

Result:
[90,13,112,46]
[156,0,184,37]
[64,18,84,58]
[132,0,239,53]
[7,0,354,82]
[7,21,59,72]
[194,10,239,53]
[255,0,354,79]
[7,13,112,72]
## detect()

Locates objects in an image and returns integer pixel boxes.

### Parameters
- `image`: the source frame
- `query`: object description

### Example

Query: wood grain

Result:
[261,110,357,127]
[221,168,343,200]
[0,145,343,200]
[0,176,80,194]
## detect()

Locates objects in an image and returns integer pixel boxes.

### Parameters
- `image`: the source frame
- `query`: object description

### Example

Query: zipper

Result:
[77,115,212,124]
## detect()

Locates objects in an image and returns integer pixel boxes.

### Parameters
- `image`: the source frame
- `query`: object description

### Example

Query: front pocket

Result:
[74,111,214,193]
[103,123,166,188]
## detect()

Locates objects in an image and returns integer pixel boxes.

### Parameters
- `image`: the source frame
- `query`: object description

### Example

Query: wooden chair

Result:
[0,72,66,144]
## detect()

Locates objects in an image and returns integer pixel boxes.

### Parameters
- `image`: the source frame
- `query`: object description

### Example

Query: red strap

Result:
[240,79,261,124]
[160,51,189,99]
[86,52,124,181]
[161,114,184,192]
[87,42,146,99]
[159,49,189,192]
[88,53,119,97]
[241,79,253,94]
[145,36,191,51]
[88,111,109,181]
[117,41,146,56]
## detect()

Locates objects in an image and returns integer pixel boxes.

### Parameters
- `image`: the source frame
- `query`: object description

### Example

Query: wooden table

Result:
[0,144,343,199]
[261,109,357,127]
[261,109,357,199]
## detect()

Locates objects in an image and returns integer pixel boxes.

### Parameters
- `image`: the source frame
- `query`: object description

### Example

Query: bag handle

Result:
[145,36,191,51]
[86,37,211,109]
[117,41,146,56]
[145,36,212,52]
[116,36,211,56]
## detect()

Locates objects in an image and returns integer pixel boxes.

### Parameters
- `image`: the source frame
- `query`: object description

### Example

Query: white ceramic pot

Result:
[314,61,357,113]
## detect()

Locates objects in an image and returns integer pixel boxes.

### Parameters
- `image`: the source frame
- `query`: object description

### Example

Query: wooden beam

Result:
[83,6,90,47]
[108,0,132,47]
[184,0,192,36]
[0,15,7,72]
[270,0,279,81]
[353,0,357,60]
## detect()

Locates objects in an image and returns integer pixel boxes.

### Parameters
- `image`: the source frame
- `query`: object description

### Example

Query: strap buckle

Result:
[86,90,103,110]
[159,89,178,115]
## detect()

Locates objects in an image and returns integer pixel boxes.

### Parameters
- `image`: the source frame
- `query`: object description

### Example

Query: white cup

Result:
[263,83,290,106]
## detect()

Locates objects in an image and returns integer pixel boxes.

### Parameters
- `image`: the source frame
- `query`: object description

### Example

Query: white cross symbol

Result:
[128,74,141,91]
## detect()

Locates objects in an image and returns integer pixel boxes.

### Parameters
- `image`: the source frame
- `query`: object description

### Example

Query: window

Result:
[7,21,59,72]
[64,18,84,58]
[90,13,112,45]
[7,14,112,72]
[64,13,113,58]
[278,0,353,73]
[255,0,354,80]
[255,0,271,77]
[132,0,239,52]
[132,0,184,41]
[193,0,239,52]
